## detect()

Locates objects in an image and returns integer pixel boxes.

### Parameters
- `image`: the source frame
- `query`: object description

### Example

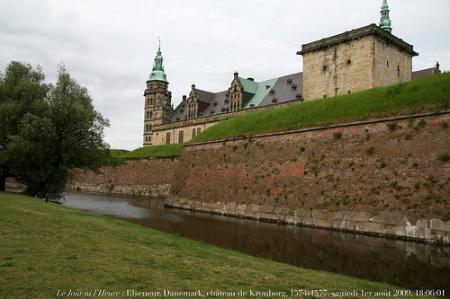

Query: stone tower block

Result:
[298,24,418,101]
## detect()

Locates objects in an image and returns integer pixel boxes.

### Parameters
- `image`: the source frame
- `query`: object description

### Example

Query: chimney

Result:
[234,71,239,79]
[434,62,441,74]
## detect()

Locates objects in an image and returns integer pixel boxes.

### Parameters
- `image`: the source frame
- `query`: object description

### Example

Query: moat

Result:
[63,193,450,293]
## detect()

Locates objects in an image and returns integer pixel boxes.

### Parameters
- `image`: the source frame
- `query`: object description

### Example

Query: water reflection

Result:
[63,193,450,293]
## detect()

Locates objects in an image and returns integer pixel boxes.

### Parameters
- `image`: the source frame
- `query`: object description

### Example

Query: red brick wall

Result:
[71,112,450,221]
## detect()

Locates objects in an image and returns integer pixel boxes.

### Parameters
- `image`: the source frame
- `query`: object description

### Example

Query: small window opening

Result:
[387,60,389,67]
[348,90,351,94]
[347,59,351,65]
[323,95,327,99]
[322,65,327,72]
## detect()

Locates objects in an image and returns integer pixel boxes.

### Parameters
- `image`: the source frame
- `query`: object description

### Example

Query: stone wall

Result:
[70,112,450,244]
[373,36,412,87]
[164,197,450,245]
[303,36,374,100]
[68,159,180,198]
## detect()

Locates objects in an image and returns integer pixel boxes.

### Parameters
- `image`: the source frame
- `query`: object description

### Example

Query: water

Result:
[62,193,450,293]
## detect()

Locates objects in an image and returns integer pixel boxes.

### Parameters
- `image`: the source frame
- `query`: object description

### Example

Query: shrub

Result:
[387,122,399,132]
[333,132,343,140]
[438,154,450,163]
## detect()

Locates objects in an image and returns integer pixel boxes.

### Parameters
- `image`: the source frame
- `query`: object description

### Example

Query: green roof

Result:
[238,77,259,94]
[243,78,278,108]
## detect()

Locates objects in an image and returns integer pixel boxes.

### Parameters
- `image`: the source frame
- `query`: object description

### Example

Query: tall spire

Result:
[149,39,168,83]
[379,0,392,33]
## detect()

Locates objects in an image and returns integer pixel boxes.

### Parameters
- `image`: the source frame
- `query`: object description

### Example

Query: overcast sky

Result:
[1,0,449,150]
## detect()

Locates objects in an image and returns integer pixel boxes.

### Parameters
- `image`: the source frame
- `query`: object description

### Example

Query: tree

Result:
[1,62,109,198]
[0,62,50,191]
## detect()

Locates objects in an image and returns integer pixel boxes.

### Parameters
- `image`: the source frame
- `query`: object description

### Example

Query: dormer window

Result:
[291,84,297,91]
[269,89,275,95]
[287,78,293,84]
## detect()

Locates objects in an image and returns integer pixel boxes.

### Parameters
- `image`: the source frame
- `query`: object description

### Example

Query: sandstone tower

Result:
[143,42,173,145]
[298,0,418,101]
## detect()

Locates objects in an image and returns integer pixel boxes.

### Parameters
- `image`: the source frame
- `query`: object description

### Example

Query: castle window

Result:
[178,130,184,144]
[387,60,389,67]
[322,65,327,72]
[291,84,297,91]
[347,59,351,65]
[192,128,196,138]
[197,128,201,134]
[272,98,278,103]
[287,78,293,84]
[397,66,400,75]
[323,95,327,99]
[269,89,275,95]
[166,132,171,145]
[348,90,351,94]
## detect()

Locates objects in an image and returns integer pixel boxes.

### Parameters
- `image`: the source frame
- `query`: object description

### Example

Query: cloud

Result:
[1,0,449,149]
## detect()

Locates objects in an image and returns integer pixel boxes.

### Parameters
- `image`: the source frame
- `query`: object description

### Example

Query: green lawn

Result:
[0,192,403,298]
[111,144,182,160]
[192,73,450,143]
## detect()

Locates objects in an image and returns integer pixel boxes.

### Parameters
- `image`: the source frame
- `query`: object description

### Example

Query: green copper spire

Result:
[148,39,168,83]
[379,0,392,33]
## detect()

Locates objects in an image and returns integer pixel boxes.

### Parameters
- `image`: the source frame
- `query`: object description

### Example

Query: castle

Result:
[143,0,440,146]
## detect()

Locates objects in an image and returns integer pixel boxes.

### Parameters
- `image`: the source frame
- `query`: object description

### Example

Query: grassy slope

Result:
[192,73,450,143]
[109,149,129,158]
[113,144,182,160]
[0,192,399,299]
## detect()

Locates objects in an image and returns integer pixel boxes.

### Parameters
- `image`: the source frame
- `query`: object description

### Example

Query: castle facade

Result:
[143,0,439,146]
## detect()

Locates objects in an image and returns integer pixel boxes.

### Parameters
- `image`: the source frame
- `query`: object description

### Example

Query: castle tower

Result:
[298,2,417,101]
[379,0,392,33]
[143,41,173,146]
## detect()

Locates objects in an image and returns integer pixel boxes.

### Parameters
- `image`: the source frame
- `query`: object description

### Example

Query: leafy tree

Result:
[0,62,50,191]
[1,62,109,198]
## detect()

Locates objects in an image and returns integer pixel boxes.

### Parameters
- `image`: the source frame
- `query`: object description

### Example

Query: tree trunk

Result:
[0,174,6,192]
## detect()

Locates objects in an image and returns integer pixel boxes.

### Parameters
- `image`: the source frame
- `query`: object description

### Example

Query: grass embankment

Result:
[110,144,182,160]
[109,149,129,158]
[0,192,397,298]
[192,73,450,143]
